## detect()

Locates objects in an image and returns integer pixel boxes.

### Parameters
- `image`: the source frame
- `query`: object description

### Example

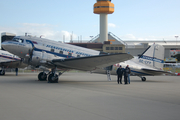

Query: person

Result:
[15,68,18,76]
[116,65,124,84]
[124,67,128,84]
[126,65,131,84]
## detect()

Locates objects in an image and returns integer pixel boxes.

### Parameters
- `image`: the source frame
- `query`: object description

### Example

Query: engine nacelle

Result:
[29,51,49,67]
[29,55,41,66]
[22,55,41,66]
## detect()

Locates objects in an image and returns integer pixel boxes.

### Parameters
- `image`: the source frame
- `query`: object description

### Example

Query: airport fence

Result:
[163,63,180,73]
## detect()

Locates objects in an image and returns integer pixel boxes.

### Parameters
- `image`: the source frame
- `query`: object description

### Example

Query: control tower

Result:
[94,0,114,43]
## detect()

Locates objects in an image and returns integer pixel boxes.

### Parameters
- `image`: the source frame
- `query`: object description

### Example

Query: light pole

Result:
[175,36,178,50]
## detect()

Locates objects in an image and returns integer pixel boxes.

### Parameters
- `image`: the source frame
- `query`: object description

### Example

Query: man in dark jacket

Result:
[116,65,124,84]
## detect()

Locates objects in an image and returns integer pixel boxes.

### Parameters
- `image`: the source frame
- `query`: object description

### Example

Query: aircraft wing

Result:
[141,68,176,76]
[52,53,133,71]
[0,61,16,68]
[0,60,27,68]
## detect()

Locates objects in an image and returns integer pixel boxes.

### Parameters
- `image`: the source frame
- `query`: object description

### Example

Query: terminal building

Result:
[69,32,126,54]
[69,32,180,62]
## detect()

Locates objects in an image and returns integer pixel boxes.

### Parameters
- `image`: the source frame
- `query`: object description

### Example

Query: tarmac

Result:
[0,72,180,120]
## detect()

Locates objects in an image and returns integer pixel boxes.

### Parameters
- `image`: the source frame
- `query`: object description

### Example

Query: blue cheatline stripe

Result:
[140,55,164,63]
[26,40,35,48]
[131,70,152,76]
[0,55,20,61]
[33,48,75,58]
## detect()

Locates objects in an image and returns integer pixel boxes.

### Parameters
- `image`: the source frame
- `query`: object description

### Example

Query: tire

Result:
[2,71,5,75]
[142,77,146,81]
[48,74,58,83]
[38,72,47,81]
[0,70,5,75]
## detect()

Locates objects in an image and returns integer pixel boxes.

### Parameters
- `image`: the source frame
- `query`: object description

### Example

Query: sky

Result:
[0,0,180,42]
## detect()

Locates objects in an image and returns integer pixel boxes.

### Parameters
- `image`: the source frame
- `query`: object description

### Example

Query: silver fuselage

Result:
[2,36,166,77]
[2,36,100,67]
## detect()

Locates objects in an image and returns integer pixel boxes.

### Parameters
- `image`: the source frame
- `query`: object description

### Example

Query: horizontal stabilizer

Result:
[52,53,133,71]
[142,68,175,76]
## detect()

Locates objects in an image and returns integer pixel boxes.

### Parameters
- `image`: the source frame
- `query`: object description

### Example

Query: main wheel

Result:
[142,77,146,81]
[38,72,47,81]
[2,70,5,75]
[48,74,58,83]
[0,70,5,75]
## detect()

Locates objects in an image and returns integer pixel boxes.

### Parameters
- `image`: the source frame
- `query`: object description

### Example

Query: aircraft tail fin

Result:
[139,44,164,70]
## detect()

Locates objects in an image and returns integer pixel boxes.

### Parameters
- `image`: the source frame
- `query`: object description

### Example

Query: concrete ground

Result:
[0,72,180,120]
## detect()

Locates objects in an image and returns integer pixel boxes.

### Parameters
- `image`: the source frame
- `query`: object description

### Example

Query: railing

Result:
[108,32,127,46]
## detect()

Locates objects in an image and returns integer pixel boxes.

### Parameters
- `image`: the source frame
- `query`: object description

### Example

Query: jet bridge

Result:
[1,32,16,50]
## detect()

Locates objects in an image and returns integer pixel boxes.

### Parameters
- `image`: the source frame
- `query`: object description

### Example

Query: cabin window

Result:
[59,51,63,54]
[115,47,118,50]
[77,55,80,57]
[51,49,54,52]
[68,53,72,56]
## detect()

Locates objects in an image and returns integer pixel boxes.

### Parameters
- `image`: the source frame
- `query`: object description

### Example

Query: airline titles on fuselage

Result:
[46,45,91,56]
[140,55,164,63]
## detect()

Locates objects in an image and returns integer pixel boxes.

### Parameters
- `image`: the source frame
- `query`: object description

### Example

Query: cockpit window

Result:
[26,40,31,44]
[12,38,24,43]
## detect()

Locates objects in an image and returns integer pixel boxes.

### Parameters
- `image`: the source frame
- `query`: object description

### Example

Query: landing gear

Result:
[0,70,5,75]
[37,71,58,83]
[138,76,146,81]
[47,67,59,83]
[141,77,146,81]
[48,73,58,83]
[38,72,47,81]
[37,67,65,83]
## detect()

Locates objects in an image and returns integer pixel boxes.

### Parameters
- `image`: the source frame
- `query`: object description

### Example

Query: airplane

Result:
[1,35,133,83]
[0,49,28,75]
[92,44,175,81]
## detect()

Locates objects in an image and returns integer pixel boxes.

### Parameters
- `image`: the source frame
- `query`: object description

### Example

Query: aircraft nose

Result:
[1,41,10,50]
